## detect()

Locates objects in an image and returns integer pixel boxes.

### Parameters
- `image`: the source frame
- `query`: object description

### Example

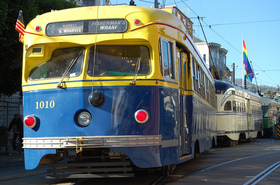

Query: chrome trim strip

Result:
[23,135,162,149]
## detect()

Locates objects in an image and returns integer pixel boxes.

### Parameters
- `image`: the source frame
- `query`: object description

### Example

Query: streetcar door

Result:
[178,49,189,156]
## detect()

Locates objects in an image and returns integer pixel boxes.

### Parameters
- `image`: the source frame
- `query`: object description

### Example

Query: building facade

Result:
[0,93,22,128]
[195,38,231,81]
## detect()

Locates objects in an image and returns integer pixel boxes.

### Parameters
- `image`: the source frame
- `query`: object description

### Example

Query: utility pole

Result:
[154,0,159,8]
[244,75,247,90]
[232,63,235,85]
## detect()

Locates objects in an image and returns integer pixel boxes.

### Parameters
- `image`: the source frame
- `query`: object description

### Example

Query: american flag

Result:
[15,10,25,43]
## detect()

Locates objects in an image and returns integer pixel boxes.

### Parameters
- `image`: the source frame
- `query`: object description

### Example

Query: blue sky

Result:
[173,0,280,89]
[114,0,280,89]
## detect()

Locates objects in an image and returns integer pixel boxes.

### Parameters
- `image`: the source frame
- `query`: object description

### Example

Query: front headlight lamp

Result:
[77,111,92,127]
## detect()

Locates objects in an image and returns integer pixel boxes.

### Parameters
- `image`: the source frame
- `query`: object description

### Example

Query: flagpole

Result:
[242,37,245,89]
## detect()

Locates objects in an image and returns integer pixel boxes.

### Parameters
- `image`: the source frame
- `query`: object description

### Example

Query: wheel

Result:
[6,140,13,156]
[162,165,176,177]
[162,165,170,177]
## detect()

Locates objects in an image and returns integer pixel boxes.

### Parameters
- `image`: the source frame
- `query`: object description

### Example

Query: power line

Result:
[255,69,280,72]
[179,0,241,55]
[127,0,279,87]
[179,0,279,87]
[172,0,178,8]
[138,0,154,3]
[209,19,280,27]
[250,62,278,85]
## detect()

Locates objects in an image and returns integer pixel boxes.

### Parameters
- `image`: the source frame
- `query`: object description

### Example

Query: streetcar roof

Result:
[215,80,261,99]
[24,5,213,82]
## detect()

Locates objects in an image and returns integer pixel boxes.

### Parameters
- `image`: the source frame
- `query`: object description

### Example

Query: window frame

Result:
[160,37,176,82]
[28,47,85,80]
[224,101,232,111]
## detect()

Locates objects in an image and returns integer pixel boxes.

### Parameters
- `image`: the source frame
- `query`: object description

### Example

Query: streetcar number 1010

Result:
[35,101,55,109]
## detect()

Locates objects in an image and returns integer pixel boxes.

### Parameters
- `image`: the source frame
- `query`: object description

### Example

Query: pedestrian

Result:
[7,114,23,150]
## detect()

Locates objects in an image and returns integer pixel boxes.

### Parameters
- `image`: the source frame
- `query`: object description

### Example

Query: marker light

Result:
[35,26,41,32]
[77,111,92,127]
[134,19,140,26]
[24,115,37,128]
[134,109,149,124]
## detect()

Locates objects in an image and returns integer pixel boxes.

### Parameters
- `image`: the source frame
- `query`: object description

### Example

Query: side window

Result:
[237,102,240,112]
[201,72,205,98]
[197,63,200,89]
[232,101,236,112]
[224,101,232,111]
[162,41,169,77]
[206,78,210,102]
[192,57,197,91]
[161,38,175,80]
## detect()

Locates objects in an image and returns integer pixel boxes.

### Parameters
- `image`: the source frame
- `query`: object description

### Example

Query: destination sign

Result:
[46,19,128,36]
[88,19,128,33]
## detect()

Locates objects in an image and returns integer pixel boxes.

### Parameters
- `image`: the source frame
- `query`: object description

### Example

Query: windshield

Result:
[87,45,150,76]
[29,47,84,80]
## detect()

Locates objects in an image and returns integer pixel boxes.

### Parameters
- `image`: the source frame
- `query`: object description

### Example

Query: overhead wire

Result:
[179,0,279,87]
[138,0,154,4]
[209,19,280,27]
[172,0,178,8]
[249,62,278,85]
[135,0,279,87]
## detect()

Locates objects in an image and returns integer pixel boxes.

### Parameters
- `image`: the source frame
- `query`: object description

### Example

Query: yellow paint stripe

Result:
[22,80,181,92]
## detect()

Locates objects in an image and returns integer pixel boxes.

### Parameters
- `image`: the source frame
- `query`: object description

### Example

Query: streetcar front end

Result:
[21,6,181,175]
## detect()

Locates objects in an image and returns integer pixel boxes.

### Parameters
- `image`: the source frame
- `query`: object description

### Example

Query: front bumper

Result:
[23,135,162,149]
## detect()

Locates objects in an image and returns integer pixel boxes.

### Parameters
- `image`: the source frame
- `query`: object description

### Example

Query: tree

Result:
[0,0,77,97]
[266,90,271,97]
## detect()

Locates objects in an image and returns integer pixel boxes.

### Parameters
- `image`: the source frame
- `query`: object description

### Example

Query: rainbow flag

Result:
[243,40,254,82]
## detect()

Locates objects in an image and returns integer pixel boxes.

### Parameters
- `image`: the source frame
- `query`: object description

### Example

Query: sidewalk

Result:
[0,147,24,168]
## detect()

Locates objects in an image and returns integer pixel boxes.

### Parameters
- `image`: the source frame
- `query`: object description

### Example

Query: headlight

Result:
[77,111,92,127]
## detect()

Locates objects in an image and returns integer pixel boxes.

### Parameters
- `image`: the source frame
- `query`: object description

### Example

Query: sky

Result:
[112,0,280,89]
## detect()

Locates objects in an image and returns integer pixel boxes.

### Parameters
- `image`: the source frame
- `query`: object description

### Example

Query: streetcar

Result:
[21,4,216,177]
[261,97,280,138]
[215,80,262,146]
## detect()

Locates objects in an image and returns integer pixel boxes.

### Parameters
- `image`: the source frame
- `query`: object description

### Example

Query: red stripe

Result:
[130,22,212,78]
[131,22,187,37]
[25,31,42,36]
[15,23,42,36]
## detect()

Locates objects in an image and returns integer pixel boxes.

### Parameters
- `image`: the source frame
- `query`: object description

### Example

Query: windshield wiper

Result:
[130,57,141,86]
[57,50,83,88]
